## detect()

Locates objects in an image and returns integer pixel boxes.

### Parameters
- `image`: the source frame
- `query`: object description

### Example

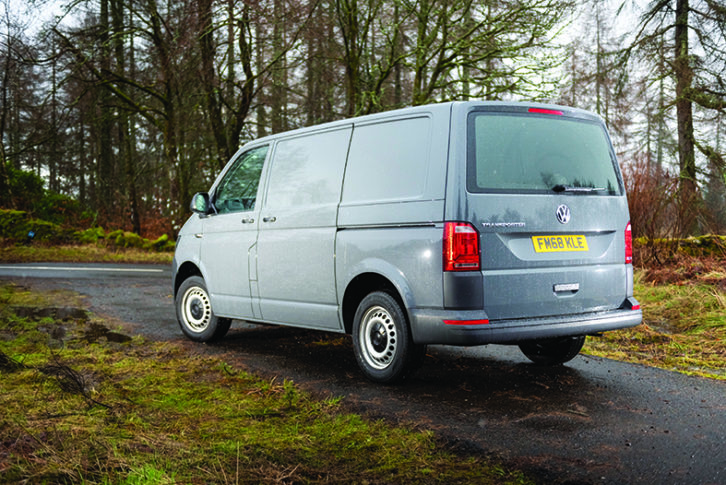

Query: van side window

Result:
[342,117,432,204]
[264,128,351,209]
[214,145,268,214]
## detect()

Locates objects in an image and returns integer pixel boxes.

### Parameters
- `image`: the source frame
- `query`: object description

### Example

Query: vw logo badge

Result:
[556,205,571,224]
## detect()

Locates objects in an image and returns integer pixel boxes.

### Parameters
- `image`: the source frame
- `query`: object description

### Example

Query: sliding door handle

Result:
[262,216,277,223]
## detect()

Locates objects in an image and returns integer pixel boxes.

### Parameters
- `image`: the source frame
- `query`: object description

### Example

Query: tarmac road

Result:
[1,262,725,484]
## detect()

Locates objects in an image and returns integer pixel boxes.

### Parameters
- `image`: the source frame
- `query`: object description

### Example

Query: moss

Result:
[0,209,28,238]
[144,234,175,252]
[635,235,726,259]
[74,227,106,244]
[113,231,144,249]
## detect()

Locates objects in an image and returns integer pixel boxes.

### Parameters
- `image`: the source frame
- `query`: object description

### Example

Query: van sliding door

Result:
[255,126,353,330]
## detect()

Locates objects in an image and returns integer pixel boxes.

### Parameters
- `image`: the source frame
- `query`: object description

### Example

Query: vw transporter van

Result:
[172,101,642,383]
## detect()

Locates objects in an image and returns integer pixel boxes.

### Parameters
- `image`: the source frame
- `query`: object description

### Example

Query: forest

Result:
[0,0,724,239]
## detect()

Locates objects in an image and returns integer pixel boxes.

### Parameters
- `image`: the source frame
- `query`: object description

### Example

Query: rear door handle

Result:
[241,217,255,224]
[262,216,276,223]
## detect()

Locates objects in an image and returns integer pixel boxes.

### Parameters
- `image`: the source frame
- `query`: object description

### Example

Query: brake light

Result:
[625,222,633,264]
[528,107,563,116]
[443,222,480,271]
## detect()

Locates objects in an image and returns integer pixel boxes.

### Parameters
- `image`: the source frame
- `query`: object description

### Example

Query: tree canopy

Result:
[0,0,724,237]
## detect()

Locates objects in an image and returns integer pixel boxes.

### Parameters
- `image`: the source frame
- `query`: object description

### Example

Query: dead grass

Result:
[638,251,726,289]
[584,269,726,380]
[0,244,172,265]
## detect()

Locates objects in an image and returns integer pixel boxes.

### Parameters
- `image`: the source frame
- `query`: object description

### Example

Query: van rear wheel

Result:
[176,276,231,342]
[519,336,585,365]
[352,291,425,383]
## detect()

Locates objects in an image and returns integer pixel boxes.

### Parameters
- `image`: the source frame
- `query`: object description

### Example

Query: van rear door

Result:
[459,106,630,321]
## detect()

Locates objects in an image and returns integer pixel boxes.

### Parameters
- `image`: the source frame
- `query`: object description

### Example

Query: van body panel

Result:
[338,200,444,228]
[199,213,258,319]
[174,217,201,264]
[481,264,626,320]
[255,125,352,330]
[336,226,445,311]
[464,194,631,319]
[471,194,630,268]
[256,226,341,329]
[339,105,450,228]
[341,116,433,205]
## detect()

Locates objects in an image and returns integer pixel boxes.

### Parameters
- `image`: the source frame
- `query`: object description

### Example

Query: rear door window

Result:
[467,113,621,195]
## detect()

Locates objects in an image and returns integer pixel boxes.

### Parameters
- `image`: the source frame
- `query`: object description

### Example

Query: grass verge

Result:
[0,244,173,265]
[584,271,726,380]
[0,284,532,485]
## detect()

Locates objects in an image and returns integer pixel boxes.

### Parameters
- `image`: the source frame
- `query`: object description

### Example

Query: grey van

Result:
[172,101,642,383]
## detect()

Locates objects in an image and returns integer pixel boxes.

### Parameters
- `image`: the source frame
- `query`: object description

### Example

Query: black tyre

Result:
[175,276,231,342]
[519,336,586,365]
[352,291,425,383]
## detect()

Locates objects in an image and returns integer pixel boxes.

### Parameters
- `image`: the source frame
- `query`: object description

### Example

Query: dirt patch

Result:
[80,322,132,344]
[6,303,132,345]
[10,306,88,321]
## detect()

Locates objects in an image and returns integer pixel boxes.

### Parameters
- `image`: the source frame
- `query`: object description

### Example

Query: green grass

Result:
[0,244,173,264]
[584,271,726,380]
[0,284,532,485]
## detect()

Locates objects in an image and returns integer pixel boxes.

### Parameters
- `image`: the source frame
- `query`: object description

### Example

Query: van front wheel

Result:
[352,292,424,383]
[176,276,231,342]
[519,336,585,365]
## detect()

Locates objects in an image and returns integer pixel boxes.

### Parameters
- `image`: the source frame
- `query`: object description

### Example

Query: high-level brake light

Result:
[443,222,480,272]
[528,107,563,116]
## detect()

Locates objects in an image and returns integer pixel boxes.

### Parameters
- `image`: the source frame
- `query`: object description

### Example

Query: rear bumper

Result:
[409,298,642,345]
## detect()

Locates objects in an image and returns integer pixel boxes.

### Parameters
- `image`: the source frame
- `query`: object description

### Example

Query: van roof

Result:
[242,101,604,149]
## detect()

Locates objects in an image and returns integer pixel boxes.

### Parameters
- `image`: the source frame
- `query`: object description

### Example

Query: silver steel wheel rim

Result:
[181,286,212,333]
[359,305,398,370]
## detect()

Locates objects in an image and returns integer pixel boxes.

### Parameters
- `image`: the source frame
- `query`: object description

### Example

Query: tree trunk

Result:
[674,0,698,236]
[113,0,141,234]
[0,28,13,207]
[97,0,114,217]
[271,0,288,132]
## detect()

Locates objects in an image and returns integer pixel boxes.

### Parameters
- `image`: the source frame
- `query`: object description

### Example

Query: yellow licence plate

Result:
[532,235,589,253]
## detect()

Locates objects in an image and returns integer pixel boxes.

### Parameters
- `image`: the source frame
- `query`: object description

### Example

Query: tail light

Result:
[443,222,480,271]
[625,222,633,264]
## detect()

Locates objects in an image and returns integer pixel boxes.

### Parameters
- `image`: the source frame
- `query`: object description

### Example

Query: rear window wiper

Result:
[552,184,606,193]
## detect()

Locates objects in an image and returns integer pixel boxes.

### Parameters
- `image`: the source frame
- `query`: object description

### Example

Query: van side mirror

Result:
[190,192,211,215]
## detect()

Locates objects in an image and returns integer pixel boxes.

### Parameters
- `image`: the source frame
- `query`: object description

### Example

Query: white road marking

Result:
[0,266,164,273]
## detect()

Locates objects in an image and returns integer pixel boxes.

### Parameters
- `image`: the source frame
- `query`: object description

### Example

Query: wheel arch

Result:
[341,272,411,335]
[174,261,203,298]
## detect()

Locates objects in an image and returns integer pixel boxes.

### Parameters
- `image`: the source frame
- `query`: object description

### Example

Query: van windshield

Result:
[467,112,621,195]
